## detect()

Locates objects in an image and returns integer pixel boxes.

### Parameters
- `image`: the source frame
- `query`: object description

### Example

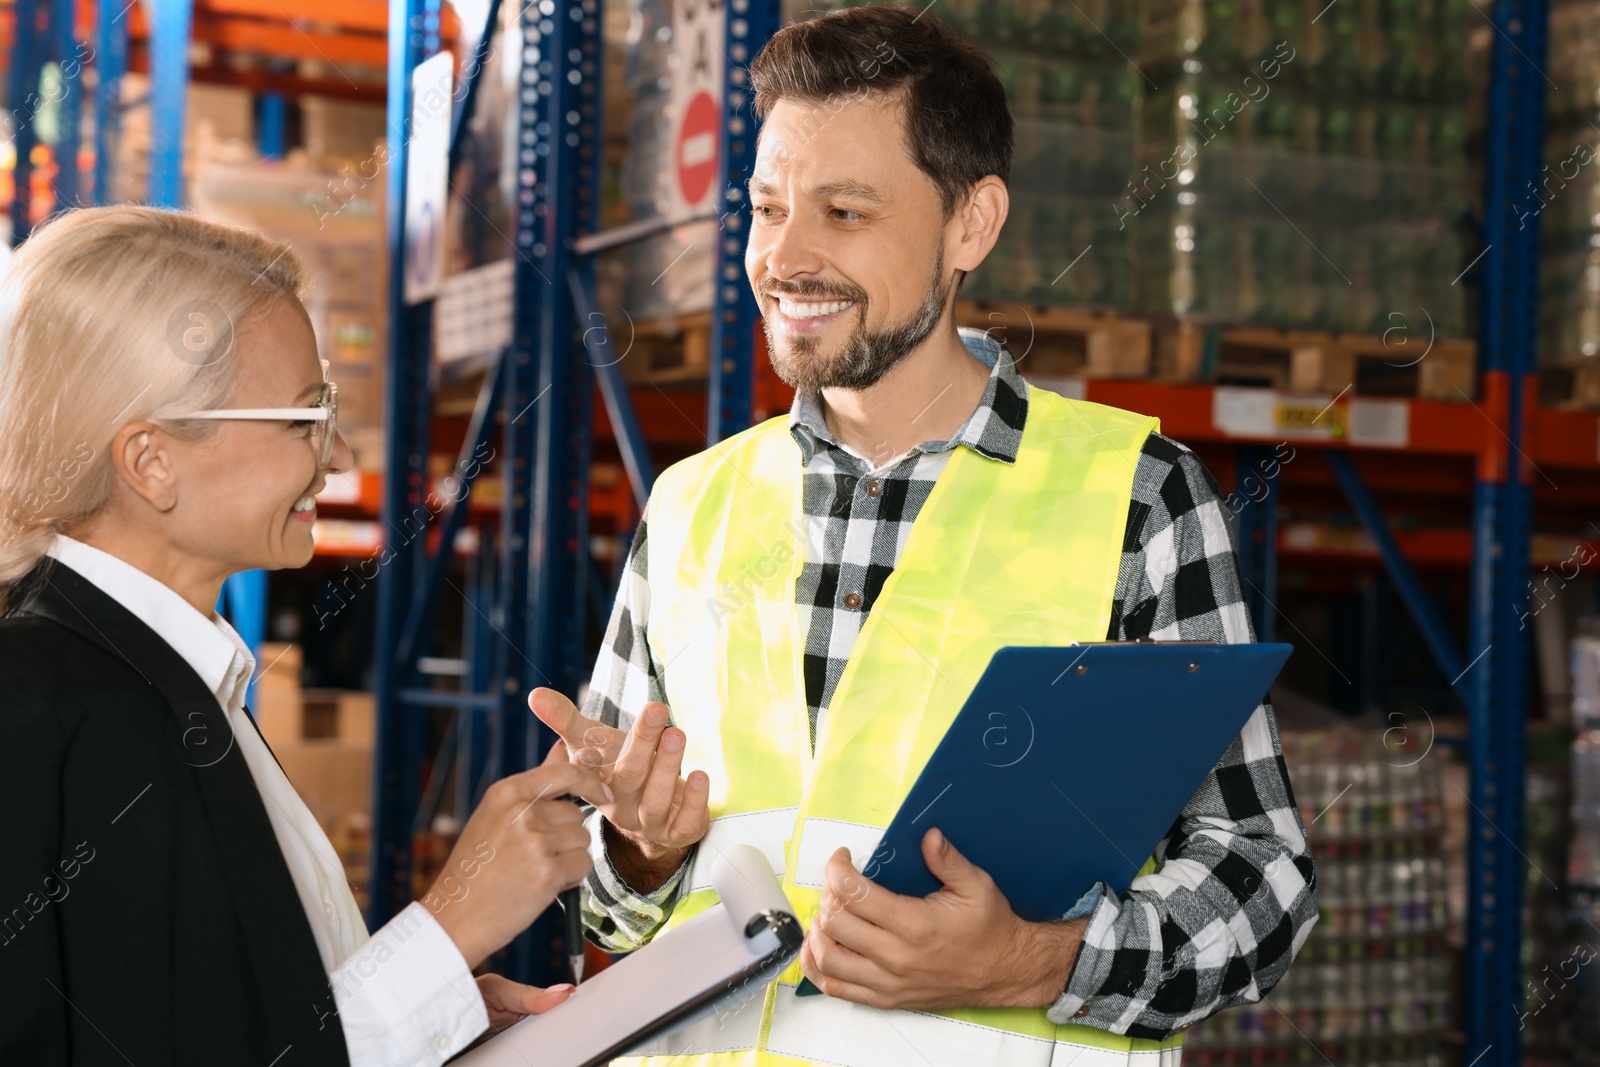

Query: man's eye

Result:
[831,209,862,222]
[290,420,316,435]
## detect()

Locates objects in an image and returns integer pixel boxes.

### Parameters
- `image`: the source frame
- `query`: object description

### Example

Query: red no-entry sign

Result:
[676,89,720,209]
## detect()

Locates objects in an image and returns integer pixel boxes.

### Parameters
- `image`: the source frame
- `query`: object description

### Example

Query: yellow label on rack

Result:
[1274,397,1346,439]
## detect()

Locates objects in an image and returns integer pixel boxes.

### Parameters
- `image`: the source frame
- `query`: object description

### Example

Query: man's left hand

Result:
[799,828,1087,1012]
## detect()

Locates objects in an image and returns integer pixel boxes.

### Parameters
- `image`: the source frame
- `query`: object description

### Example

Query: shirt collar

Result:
[787,326,1029,468]
[46,534,255,708]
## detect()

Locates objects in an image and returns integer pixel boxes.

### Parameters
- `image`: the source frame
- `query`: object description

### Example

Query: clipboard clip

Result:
[745,909,805,952]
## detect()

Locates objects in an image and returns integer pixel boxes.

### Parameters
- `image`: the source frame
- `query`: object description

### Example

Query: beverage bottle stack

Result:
[1183,727,1454,1067]
[1568,633,1600,1060]
[1130,0,1473,336]
[803,0,1144,309]
[1520,754,1577,1066]
[1573,636,1600,891]
[1533,1,1600,378]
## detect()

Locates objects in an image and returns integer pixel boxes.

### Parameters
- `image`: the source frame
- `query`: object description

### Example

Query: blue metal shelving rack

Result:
[147,0,192,207]
[1464,2,1548,1063]
[369,0,779,984]
[371,0,445,962]
[91,0,129,207]
[6,0,41,243]
[1220,2,1547,1059]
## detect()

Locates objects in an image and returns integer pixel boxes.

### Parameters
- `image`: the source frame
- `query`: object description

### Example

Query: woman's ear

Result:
[947,175,1010,276]
[112,422,180,512]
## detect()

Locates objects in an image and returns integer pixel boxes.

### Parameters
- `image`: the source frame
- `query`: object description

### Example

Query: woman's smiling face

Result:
[160,298,352,575]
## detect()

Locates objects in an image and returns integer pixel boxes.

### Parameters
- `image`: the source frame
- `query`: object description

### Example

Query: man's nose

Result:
[762,211,826,281]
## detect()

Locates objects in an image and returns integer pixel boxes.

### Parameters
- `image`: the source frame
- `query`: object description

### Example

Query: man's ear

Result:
[112,422,180,512]
[947,176,1010,277]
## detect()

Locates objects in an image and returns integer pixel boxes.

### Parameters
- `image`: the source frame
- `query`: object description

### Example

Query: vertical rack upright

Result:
[371,0,778,983]
[1466,1,1548,1063]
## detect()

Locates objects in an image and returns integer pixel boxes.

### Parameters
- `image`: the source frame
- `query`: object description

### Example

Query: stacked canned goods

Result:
[1183,727,1455,1066]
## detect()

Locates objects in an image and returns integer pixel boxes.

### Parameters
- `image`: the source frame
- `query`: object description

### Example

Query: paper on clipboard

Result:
[455,844,801,1067]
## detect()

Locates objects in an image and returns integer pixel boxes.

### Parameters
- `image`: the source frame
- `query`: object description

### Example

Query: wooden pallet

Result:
[617,301,1152,385]
[1540,357,1600,410]
[619,310,712,385]
[1156,320,1477,401]
[954,299,1151,379]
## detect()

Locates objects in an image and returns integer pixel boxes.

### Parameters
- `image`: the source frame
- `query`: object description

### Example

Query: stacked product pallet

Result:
[1183,727,1455,1066]
[1534,0,1600,406]
[1568,633,1600,1064]
[794,0,1142,309]
[777,0,1474,351]
[607,0,718,323]
[777,0,1168,387]
[952,0,1143,308]
[1520,752,1576,1066]
[193,147,389,472]
[1131,0,1474,336]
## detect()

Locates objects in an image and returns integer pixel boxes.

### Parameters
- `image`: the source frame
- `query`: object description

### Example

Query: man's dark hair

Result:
[751,6,1013,218]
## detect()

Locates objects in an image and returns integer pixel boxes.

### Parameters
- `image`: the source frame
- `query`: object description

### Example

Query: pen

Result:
[561,885,584,983]
[557,793,585,983]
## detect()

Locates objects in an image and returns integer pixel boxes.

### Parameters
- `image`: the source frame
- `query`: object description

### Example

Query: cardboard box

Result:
[291,688,374,743]
[336,691,376,744]
[192,158,388,457]
[300,97,386,163]
[250,647,374,749]
[275,740,374,825]
[299,689,342,739]
[253,642,304,748]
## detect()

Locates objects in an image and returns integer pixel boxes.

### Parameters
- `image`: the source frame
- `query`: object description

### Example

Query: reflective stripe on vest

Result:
[625,384,1174,1067]
[682,807,797,895]
[634,983,1186,1067]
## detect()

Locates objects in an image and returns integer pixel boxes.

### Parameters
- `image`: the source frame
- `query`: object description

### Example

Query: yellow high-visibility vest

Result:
[623,383,1183,1067]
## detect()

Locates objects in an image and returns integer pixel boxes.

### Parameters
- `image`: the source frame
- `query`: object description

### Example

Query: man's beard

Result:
[761,250,951,392]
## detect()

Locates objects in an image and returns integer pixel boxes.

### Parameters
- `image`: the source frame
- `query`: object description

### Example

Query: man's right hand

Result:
[529,688,711,892]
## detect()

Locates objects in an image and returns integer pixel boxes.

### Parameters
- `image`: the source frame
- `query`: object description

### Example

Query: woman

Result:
[0,205,611,1065]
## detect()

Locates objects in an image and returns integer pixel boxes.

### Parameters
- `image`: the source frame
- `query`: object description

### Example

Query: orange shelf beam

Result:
[1077,376,1600,473]
[201,0,387,34]
[188,12,386,68]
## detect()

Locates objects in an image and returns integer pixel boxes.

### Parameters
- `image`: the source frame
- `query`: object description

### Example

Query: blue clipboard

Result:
[796,641,1292,996]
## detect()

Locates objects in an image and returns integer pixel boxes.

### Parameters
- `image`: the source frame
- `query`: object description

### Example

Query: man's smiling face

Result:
[745,93,956,392]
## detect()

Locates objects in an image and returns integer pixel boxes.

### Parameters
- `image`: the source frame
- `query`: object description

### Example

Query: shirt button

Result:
[435,1034,452,1051]
[1074,1006,1091,1018]
[843,592,862,610]
[323,901,338,920]
[865,479,882,497]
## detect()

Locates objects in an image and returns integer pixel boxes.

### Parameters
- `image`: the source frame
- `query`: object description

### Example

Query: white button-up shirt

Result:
[48,535,489,1066]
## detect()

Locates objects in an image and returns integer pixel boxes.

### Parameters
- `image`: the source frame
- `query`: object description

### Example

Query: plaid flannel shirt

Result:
[576,328,1318,1039]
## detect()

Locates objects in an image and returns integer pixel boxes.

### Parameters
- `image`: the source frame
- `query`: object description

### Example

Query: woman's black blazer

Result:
[0,559,350,1066]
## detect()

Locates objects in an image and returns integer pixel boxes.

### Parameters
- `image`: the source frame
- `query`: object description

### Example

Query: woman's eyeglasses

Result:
[180,369,340,467]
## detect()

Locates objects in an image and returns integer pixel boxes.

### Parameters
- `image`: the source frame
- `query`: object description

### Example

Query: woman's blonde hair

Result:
[0,205,308,611]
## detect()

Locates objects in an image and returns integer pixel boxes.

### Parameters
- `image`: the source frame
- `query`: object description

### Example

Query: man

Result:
[531,6,1318,1065]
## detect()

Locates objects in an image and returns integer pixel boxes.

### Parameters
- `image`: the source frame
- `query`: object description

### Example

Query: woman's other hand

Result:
[425,741,612,970]
[476,973,576,1032]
